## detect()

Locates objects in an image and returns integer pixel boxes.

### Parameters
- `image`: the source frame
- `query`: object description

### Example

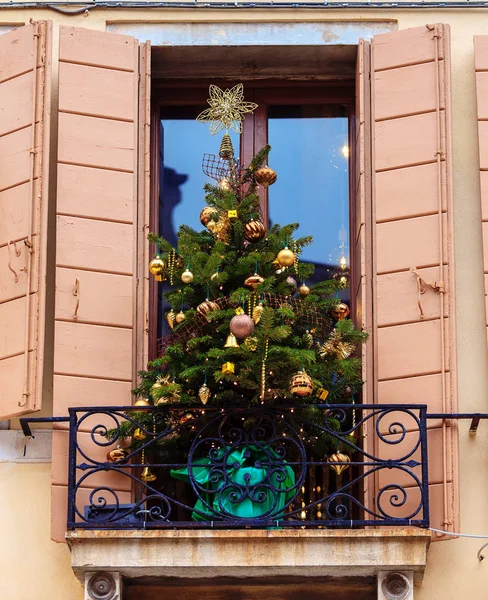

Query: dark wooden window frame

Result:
[149,80,356,360]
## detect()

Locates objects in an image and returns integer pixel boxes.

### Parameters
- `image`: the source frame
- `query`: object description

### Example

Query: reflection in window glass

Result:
[158,108,240,337]
[268,105,349,301]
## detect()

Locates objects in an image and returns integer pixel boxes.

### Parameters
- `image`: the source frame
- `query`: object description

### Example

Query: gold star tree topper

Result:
[197,84,258,135]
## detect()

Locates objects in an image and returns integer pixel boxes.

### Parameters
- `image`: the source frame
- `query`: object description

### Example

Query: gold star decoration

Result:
[197,84,258,135]
[319,329,355,360]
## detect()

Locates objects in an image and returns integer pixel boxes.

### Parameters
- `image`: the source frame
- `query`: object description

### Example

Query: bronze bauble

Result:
[197,299,219,320]
[277,247,295,267]
[332,302,350,320]
[106,447,128,463]
[289,370,314,397]
[229,314,255,339]
[255,166,277,188]
[244,219,266,242]
[200,206,215,227]
[244,274,265,289]
[328,452,350,476]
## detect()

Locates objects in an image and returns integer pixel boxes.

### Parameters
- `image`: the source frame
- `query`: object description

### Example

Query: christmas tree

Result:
[107,85,367,517]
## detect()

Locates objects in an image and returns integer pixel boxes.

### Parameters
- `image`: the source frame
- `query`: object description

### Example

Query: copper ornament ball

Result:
[244,219,266,242]
[229,314,255,339]
[255,166,277,188]
[277,247,295,267]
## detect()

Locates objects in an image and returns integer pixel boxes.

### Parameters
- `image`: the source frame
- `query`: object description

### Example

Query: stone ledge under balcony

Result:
[67,528,431,584]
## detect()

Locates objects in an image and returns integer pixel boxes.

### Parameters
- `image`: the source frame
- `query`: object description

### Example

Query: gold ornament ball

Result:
[175,311,186,324]
[133,397,151,416]
[289,370,314,397]
[255,166,277,188]
[328,452,351,476]
[181,269,194,284]
[229,314,255,339]
[298,284,310,297]
[277,247,295,267]
[106,447,128,463]
[149,256,166,281]
[244,220,266,242]
[134,398,151,409]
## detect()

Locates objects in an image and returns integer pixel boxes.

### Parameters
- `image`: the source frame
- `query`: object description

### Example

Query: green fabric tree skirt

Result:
[171,444,296,521]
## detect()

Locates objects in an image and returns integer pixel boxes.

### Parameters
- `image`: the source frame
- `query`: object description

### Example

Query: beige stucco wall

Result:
[0,463,83,598]
[2,5,488,599]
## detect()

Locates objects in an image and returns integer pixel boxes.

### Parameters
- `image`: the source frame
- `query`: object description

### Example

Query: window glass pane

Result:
[268,105,350,301]
[159,107,240,336]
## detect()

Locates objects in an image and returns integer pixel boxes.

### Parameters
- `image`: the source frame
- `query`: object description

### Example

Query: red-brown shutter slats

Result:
[0,22,52,419]
[474,37,488,332]
[368,25,458,535]
[52,27,150,541]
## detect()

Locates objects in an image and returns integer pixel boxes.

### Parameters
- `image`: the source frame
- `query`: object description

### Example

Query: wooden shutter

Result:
[474,37,488,328]
[0,22,52,420]
[52,26,150,542]
[358,25,459,535]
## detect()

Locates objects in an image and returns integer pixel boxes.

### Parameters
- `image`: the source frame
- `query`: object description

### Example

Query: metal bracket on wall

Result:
[426,413,488,434]
[20,416,69,437]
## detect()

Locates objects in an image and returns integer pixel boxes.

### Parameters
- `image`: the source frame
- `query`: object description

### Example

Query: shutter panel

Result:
[354,40,375,516]
[0,22,52,419]
[474,37,488,328]
[52,27,150,542]
[367,25,458,535]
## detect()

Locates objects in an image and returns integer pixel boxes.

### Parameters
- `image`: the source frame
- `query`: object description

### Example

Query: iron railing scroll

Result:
[64,403,430,530]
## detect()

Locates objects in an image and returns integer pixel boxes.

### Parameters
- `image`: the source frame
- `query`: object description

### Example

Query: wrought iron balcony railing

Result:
[58,403,431,530]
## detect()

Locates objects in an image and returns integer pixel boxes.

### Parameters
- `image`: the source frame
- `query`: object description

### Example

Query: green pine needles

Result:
[134,145,367,409]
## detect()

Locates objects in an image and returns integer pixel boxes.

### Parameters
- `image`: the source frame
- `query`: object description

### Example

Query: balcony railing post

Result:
[419,406,430,529]
[67,408,78,529]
